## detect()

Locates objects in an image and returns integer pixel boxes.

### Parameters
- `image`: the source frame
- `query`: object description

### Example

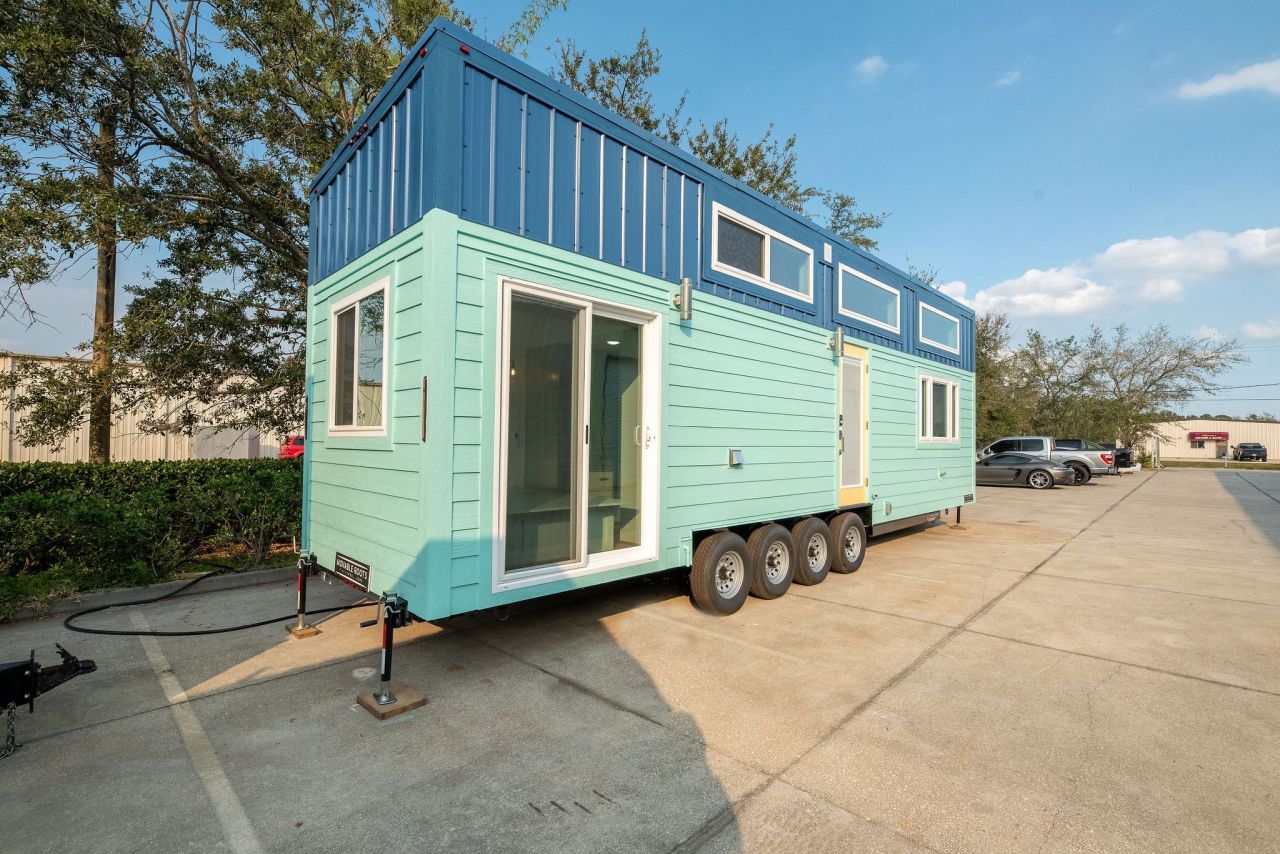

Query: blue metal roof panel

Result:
[308,18,974,368]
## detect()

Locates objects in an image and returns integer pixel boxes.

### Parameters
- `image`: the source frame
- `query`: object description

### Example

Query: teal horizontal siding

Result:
[303,221,428,596]
[304,208,977,622]
[866,346,975,524]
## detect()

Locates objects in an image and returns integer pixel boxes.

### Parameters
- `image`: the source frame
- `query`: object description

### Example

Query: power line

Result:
[1212,381,1280,390]
[1182,398,1280,402]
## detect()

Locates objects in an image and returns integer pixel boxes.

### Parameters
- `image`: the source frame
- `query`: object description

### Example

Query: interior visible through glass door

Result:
[504,295,580,571]
[587,315,643,555]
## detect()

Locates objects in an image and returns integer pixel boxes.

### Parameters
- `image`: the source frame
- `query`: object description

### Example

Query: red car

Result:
[278,435,305,459]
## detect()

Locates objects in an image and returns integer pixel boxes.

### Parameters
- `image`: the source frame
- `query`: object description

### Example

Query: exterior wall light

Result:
[673,277,693,321]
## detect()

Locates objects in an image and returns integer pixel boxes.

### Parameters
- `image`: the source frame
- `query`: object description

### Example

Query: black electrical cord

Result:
[63,564,376,637]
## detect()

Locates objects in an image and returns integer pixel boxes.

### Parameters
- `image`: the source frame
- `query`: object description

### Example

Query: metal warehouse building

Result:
[1146,418,1279,462]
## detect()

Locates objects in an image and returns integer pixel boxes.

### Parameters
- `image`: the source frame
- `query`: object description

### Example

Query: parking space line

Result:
[131,611,265,854]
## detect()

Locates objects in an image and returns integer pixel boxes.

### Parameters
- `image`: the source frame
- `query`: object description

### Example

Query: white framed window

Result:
[328,278,390,435]
[919,374,960,443]
[838,264,900,333]
[710,202,813,301]
[919,302,961,354]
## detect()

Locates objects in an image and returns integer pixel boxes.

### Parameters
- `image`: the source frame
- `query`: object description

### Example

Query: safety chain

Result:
[0,704,17,760]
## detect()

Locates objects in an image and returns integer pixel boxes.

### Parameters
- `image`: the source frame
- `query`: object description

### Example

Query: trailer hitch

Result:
[1,644,96,759]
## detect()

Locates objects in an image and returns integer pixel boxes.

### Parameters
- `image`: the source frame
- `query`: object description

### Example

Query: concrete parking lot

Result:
[4,468,1279,853]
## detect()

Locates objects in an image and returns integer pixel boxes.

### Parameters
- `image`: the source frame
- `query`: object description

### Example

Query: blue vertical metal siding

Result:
[682,181,699,285]
[622,147,643,272]
[551,113,577,251]
[644,160,664,276]
[451,64,703,286]
[524,97,551,242]
[577,126,601,258]
[492,82,522,234]
[307,21,973,368]
[598,137,623,264]
[310,62,431,289]
[460,63,492,224]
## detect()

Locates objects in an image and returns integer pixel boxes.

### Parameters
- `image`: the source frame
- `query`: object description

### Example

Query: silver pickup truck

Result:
[977,436,1116,484]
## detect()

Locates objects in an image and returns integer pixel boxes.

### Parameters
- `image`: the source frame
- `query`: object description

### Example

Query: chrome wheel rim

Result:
[806,533,828,571]
[843,527,862,562]
[765,541,790,584]
[1030,471,1051,488]
[715,552,745,598]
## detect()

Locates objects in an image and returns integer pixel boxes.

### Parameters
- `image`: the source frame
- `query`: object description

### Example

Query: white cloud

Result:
[972,267,1114,317]
[995,70,1022,87]
[1176,59,1280,99]
[1195,325,1222,341]
[854,55,888,83]
[1242,316,1280,339]
[1094,230,1234,276]
[937,281,971,305]
[1139,278,1183,301]
[965,226,1280,319]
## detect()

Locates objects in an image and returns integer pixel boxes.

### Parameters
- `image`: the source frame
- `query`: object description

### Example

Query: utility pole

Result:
[89,106,117,464]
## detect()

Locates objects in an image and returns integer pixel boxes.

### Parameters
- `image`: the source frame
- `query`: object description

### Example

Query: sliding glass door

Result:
[500,281,655,580]
[504,295,582,570]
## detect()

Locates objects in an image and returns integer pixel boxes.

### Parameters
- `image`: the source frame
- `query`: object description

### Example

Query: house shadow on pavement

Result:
[3,569,744,854]
[1216,469,1280,556]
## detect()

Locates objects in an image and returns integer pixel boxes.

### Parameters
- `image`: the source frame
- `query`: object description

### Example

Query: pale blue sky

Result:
[5,1,1278,413]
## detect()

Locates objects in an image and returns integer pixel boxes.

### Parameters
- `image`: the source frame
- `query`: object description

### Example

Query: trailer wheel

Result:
[828,512,867,574]
[690,531,752,615]
[790,517,832,586]
[1067,463,1091,485]
[746,523,795,599]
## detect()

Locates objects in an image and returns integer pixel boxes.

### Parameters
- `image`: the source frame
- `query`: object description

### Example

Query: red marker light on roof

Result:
[418,46,427,57]
[459,44,471,54]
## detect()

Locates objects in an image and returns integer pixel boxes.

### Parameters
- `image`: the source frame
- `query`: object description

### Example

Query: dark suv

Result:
[1232,442,1268,462]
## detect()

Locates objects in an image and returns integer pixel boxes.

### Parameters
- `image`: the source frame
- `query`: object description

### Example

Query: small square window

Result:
[716,216,764,277]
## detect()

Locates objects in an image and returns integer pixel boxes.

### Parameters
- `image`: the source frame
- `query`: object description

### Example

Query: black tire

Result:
[790,517,832,586]
[1067,463,1091,485]
[690,531,752,615]
[1026,469,1055,490]
[828,512,867,574]
[746,523,795,599]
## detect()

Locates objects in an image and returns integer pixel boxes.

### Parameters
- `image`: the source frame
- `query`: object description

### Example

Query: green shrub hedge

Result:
[0,459,302,615]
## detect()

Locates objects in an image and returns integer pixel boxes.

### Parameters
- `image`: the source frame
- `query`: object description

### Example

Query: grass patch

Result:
[1159,459,1280,471]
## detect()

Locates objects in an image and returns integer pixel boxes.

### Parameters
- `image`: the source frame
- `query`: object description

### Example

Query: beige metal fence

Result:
[2,352,285,463]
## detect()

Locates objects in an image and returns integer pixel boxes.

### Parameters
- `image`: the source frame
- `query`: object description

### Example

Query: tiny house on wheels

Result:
[302,20,976,619]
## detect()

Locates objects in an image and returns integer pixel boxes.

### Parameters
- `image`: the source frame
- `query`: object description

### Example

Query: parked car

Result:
[977,436,1115,484]
[279,435,305,459]
[976,453,1074,489]
[1232,442,1268,462]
